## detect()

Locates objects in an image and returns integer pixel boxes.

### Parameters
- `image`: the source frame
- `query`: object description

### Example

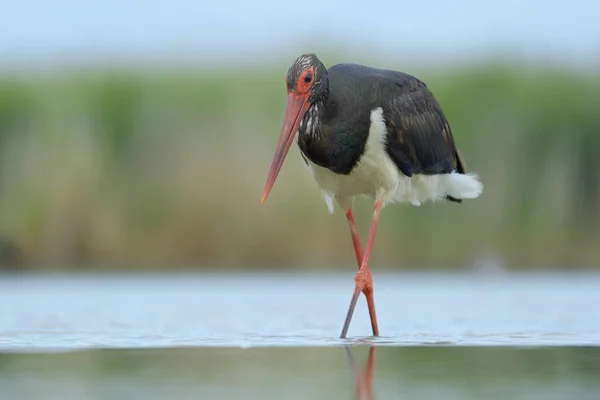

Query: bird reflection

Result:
[345,346,376,400]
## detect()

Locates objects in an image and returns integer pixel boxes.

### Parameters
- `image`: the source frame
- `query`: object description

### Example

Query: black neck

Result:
[296,70,372,175]
[297,97,368,175]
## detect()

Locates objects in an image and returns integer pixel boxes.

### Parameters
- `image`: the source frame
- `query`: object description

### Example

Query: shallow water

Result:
[1,270,600,399]
[1,270,599,350]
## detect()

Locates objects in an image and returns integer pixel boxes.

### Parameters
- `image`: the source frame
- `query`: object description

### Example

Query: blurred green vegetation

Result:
[0,60,599,270]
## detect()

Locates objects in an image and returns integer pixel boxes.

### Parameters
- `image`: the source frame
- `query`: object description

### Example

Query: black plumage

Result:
[295,58,467,202]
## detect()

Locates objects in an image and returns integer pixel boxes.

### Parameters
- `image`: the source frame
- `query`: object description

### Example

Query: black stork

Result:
[261,54,483,339]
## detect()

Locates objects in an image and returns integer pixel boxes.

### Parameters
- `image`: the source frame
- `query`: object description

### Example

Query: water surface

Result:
[1,271,600,399]
[0,270,598,350]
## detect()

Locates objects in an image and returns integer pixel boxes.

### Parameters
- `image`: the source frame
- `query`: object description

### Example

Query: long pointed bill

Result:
[261,92,309,203]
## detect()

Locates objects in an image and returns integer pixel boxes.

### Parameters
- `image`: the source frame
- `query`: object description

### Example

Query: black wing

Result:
[381,76,465,178]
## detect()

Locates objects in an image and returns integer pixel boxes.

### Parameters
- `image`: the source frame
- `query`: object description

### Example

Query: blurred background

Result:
[1,0,599,272]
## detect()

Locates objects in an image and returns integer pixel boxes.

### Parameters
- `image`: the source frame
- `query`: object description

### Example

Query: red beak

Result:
[261,92,309,203]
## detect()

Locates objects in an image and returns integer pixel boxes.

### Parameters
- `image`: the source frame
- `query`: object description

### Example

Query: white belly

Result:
[302,107,483,213]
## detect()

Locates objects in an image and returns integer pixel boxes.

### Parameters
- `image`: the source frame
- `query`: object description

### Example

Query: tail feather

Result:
[443,172,483,203]
[445,148,481,203]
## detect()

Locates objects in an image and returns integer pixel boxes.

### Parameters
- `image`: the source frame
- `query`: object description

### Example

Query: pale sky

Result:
[1,0,598,69]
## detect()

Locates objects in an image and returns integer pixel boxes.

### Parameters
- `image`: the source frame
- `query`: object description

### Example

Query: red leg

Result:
[345,209,380,337]
[345,209,364,268]
[340,201,383,339]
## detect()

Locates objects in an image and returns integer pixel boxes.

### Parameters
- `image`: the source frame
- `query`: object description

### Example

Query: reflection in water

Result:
[1,346,600,399]
[345,346,376,400]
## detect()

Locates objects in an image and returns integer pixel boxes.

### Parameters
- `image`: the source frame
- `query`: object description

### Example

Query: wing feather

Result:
[382,79,463,177]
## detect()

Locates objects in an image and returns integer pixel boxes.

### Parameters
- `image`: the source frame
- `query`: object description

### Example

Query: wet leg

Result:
[340,201,382,338]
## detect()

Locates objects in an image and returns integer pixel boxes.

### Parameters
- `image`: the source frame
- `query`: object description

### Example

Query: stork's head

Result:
[261,54,328,203]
